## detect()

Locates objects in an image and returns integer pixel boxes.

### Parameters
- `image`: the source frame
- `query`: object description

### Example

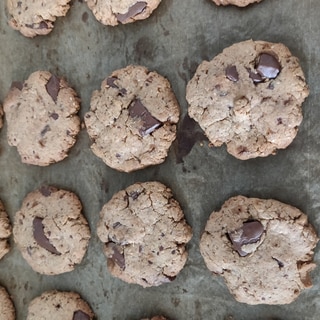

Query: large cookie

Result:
[0,286,15,320]
[211,0,262,6]
[27,290,95,320]
[186,40,309,160]
[85,0,161,26]
[6,0,72,37]
[0,200,12,260]
[13,186,90,275]
[4,71,80,166]
[0,104,3,129]
[85,65,179,172]
[200,196,319,304]
[97,181,192,287]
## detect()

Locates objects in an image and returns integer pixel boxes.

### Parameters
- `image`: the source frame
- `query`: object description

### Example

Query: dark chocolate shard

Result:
[116,2,147,24]
[39,21,49,29]
[225,65,239,82]
[33,217,61,255]
[272,257,284,269]
[11,81,23,90]
[108,243,125,270]
[40,124,51,136]
[73,310,91,320]
[247,69,264,83]
[106,77,119,88]
[45,75,60,103]
[256,53,281,79]
[39,186,52,197]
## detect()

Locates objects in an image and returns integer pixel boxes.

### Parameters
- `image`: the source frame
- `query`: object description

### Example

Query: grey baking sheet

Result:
[0,0,320,319]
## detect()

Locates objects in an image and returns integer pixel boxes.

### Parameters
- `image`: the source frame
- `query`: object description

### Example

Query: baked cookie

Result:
[0,286,15,320]
[27,290,95,320]
[85,0,161,26]
[186,40,309,160]
[85,65,179,172]
[0,104,3,129]
[13,186,90,275]
[0,200,12,260]
[97,181,192,287]
[6,0,72,37]
[4,71,80,166]
[211,0,262,6]
[200,196,319,304]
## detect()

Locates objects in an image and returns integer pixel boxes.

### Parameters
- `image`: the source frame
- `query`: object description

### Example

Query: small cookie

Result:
[85,65,179,172]
[0,200,12,260]
[97,181,192,287]
[0,286,15,320]
[211,0,262,6]
[0,104,3,129]
[27,290,95,320]
[85,0,161,26]
[200,196,319,304]
[6,0,72,37]
[4,71,80,166]
[186,40,309,160]
[13,186,90,275]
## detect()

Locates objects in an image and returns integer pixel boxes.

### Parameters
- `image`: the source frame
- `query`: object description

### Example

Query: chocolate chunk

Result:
[40,124,51,136]
[256,53,281,79]
[247,69,264,83]
[39,21,49,29]
[45,75,60,103]
[128,99,162,136]
[11,81,23,90]
[228,221,264,257]
[129,191,141,200]
[106,77,119,88]
[50,113,59,120]
[39,186,52,197]
[108,243,125,270]
[73,310,91,320]
[225,65,239,82]
[116,2,147,24]
[33,217,61,255]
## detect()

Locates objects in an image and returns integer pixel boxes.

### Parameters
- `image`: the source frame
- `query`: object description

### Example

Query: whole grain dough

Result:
[200,195,319,304]
[97,181,192,287]
[85,0,161,26]
[13,186,90,275]
[0,200,12,260]
[4,71,80,166]
[85,65,179,172]
[27,290,95,320]
[186,40,309,160]
[212,0,262,6]
[6,0,72,37]
[0,286,15,320]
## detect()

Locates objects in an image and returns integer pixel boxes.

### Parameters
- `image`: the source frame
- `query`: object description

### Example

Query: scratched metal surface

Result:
[0,0,320,319]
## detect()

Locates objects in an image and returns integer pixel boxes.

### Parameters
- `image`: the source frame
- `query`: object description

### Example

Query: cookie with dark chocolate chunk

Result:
[200,195,319,304]
[0,200,12,261]
[212,0,263,6]
[0,286,15,320]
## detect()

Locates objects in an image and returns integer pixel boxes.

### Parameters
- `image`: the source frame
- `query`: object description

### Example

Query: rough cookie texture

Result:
[7,0,72,37]
[0,104,3,129]
[200,196,319,304]
[0,286,15,320]
[85,65,179,172]
[27,290,95,320]
[97,181,192,287]
[186,40,309,160]
[0,200,12,260]
[4,71,80,166]
[85,0,161,26]
[13,186,90,275]
[212,0,262,6]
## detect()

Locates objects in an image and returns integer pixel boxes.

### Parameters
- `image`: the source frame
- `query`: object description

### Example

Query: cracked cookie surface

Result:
[13,186,90,275]
[85,65,179,172]
[0,286,15,320]
[200,195,319,304]
[97,181,192,287]
[186,40,309,160]
[211,0,262,6]
[85,0,161,26]
[4,71,80,166]
[7,0,72,37]
[0,200,12,261]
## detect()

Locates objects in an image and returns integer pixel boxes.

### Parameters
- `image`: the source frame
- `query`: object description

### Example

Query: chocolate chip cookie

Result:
[200,196,319,304]
[0,200,12,260]
[6,0,72,37]
[85,0,162,26]
[186,40,309,160]
[13,186,90,275]
[97,181,192,287]
[211,0,262,6]
[27,290,95,320]
[0,286,15,320]
[3,71,80,166]
[85,65,180,172]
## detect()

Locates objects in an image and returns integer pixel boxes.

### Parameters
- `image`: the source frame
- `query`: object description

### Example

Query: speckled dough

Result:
[27,290,95,320]
[212,0,262,6]
[186,40,309,160]
[7,0,72,37]
[0,200,12,260]
[0,104,3,129]
[97,181,192,287]
[4,71,80,166]
[85,65,180,172]
[85,0,161,26]
[13,186,90,275]
[200,196,319,304]
[0,286,15,320]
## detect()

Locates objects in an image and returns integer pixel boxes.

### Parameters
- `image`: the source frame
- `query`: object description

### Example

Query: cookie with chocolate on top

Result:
[186,40,309,160]
[200,195,319,304]
[0,286,15,320]
[211,0,263,6]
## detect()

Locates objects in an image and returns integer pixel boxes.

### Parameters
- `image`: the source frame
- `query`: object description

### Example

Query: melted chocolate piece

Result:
[108,243,125,270]
[228,221,264,257]
[129,99,162,136]
[73,310,91,320]
[45,75,60,102]
[106,77,118,88]
[225,65,239,82]
[116,2,147,24]
[33,217,61,255]
[247,69,264,83]
[256,53,281,79]
[11,81,23,90]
